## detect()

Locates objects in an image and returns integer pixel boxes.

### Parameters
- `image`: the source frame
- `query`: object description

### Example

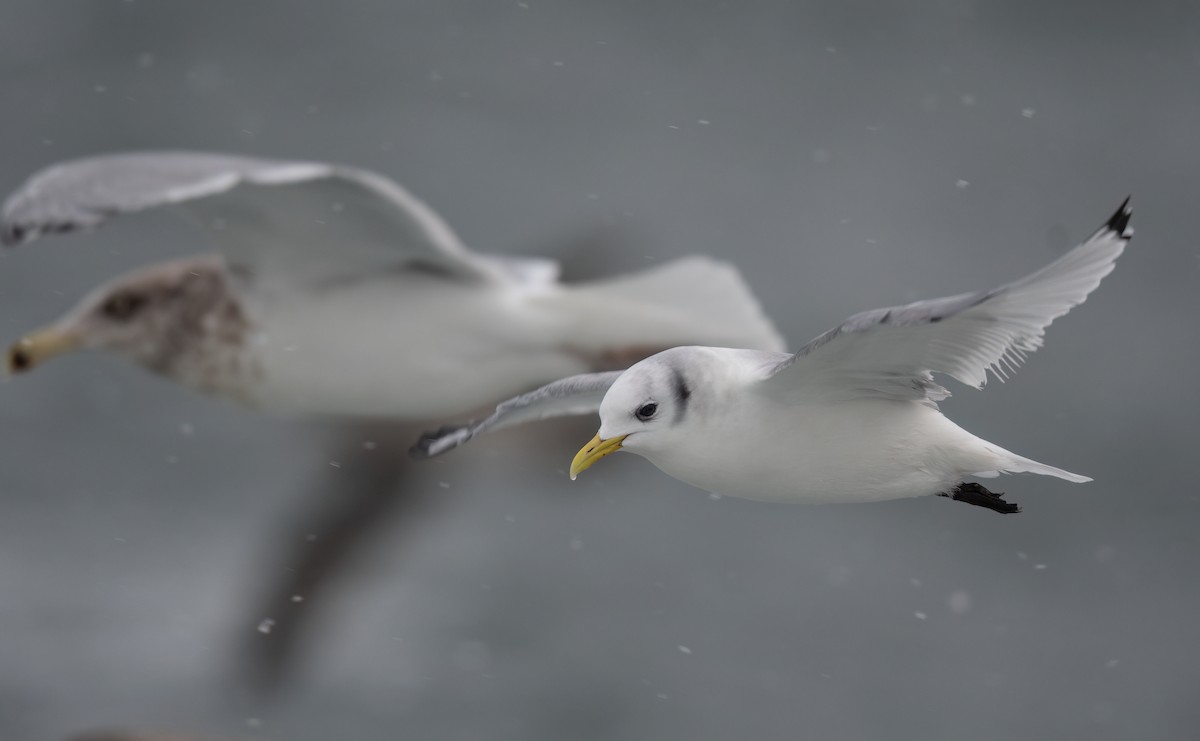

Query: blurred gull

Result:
[0,150,785,688]
[2,151,783,411]
[416,199,1132,514]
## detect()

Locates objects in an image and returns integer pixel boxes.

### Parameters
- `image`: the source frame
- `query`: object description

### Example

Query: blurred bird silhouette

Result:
[2,151,784,691]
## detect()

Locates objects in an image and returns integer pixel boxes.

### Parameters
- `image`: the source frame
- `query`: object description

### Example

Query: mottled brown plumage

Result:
[7,255,263,402]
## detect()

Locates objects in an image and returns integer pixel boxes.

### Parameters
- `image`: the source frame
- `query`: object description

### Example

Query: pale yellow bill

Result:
[569,433,627,480]
[6,326,82,374]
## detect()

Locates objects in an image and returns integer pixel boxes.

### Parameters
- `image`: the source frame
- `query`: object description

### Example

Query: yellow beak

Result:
[570,433,627,480]
[6,325,82,374]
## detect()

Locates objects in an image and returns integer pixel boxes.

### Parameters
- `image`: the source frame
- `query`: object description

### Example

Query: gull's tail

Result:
[540,256,786,356]
[1001,455,1092,483]
[976,442,1092,483]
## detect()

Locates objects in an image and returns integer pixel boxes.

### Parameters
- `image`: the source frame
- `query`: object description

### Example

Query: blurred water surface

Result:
[1,1,1198,739]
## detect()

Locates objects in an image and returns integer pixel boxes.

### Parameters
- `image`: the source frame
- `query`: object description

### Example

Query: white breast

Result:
[238,273,589,419]
[644,396,992,504]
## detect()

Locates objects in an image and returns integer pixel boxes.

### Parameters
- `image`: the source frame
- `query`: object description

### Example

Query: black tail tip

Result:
[1104,196,1133,238]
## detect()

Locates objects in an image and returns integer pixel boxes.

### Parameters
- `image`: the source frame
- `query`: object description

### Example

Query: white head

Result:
[570,347,725,478]
[6,255,253,393]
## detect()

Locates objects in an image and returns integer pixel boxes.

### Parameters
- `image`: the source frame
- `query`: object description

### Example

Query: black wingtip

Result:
[408,423,471,460]
[408,433,440,459]
[1103,196,1133,239]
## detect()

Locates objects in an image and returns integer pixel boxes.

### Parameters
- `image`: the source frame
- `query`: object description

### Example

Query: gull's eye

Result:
[635,402,658,421]
[102,293,147,321]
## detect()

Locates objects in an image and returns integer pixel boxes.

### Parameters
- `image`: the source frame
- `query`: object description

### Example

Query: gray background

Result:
[1,1,1198,739]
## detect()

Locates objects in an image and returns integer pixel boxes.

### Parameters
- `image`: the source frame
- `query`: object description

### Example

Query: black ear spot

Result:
[635,402,658,421]
[102,292,147,321]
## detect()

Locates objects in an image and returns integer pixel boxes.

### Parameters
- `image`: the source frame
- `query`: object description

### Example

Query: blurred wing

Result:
[0,151,541,285]
[239,422,431,693]
[759,199,1132,403]
[411,371,623,457]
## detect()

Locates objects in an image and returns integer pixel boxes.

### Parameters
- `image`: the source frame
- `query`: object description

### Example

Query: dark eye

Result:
[102,293,146,321]
[635,402,658,421]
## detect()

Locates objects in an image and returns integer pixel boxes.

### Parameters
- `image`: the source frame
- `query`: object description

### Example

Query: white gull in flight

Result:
[415,199,1133,514]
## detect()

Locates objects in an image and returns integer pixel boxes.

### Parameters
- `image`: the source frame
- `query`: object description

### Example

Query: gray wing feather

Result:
[762,198,1133,401]
[410,371,623,458]
[1,151,520,284]
[2,152,270,243]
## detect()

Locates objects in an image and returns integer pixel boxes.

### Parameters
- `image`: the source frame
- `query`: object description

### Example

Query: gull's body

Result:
[416,199,1132,513]
[591,346,1078,505]
[237,266,651,417]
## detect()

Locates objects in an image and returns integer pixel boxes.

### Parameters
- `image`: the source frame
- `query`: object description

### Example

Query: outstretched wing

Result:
[758,198,1133,403]
[411,371,623,458]
[1,151,548,285]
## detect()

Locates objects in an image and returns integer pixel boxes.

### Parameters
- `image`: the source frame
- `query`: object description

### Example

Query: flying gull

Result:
[414,199,1133,514]
[2,151,784,411]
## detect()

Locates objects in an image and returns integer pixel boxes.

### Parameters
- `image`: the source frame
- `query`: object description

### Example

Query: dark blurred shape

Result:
[530,224,647,284]
[237,421,431,692]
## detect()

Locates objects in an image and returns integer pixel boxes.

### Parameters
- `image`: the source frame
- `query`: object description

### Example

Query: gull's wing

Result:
[1,151,543,285]
[238,422,430,693]
[758,199,1133,403]
[410,371,623,458]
